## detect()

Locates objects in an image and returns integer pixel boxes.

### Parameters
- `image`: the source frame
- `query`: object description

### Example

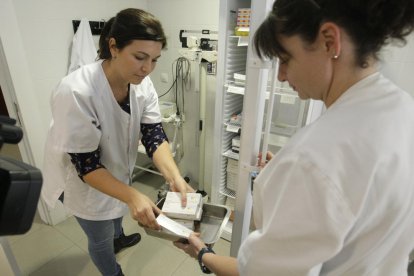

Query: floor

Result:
[4,167,231,276]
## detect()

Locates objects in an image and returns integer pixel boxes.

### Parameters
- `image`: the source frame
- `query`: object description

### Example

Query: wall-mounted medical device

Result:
[178,29,218,74]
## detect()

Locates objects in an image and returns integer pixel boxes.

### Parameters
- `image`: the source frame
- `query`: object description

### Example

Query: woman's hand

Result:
[170,176,195,206]
[173,232,206,259]
[257,151,274,169]
[151,141,195,206]
[127,188,161,230]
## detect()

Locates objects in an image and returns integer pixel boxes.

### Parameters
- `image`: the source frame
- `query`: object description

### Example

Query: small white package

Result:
[162,192,203,220]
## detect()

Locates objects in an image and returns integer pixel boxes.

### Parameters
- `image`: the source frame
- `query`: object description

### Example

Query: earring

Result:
[333,54,339,59]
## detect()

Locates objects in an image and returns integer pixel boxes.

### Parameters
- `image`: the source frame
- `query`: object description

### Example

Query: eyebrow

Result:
[135,51,161,59]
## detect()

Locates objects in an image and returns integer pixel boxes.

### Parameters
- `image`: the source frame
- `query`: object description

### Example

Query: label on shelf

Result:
[227,85,245,95]
[234,72,246,81]
[226,124,240,133]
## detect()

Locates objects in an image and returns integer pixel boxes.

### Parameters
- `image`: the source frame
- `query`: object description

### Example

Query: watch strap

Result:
[198,247,215,274]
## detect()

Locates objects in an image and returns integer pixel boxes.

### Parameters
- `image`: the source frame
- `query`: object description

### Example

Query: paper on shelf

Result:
[156,214,193,238]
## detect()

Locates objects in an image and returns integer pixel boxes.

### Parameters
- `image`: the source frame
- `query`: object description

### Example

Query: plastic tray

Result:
[144,198,231,245]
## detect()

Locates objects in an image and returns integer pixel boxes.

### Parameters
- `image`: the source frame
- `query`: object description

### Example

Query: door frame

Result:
[0,38,69,226]
[0,39,34,166]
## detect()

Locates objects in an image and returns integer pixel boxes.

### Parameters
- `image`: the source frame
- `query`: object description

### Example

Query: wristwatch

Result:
[198,246,215,274]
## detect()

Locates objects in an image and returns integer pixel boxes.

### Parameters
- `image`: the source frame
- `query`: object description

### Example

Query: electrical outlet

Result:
[161,73,169,83]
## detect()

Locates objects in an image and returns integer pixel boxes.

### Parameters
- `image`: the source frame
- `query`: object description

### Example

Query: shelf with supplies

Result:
[226,82,299,101]
[223,149,239,160]
[229,35,249,47]
[224,120,242,133]
[226,83,245,95]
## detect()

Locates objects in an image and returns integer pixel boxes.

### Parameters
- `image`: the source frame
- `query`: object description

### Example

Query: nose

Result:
[277,63,287,82]
[141,59,152,74]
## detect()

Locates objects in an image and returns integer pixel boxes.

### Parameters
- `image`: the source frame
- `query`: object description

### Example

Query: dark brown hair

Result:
[254,0,414,67]
[98,8,167,59]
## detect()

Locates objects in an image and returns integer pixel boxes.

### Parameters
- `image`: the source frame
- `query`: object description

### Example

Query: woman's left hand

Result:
[173,232,205,259]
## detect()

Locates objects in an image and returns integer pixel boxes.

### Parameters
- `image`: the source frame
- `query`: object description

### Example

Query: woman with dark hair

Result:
[42,8,192,276]
[175,0,414,275]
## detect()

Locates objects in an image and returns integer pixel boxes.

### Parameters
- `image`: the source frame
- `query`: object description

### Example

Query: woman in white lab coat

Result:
[42,8,192,276]
[175,0,414,275]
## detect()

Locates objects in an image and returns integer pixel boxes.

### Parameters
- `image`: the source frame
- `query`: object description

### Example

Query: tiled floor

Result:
[5,172,230,276]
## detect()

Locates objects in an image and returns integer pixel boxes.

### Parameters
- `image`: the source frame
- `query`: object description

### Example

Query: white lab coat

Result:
[238,73,414,275]
[68,18,97,74]
[41,60,161,220]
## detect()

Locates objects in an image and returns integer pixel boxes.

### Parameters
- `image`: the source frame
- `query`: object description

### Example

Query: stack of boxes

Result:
[226,158,239,191]
[161,192,203,231]
[235,8,251,36]
[231,135,240,154]
[226,157,238,219]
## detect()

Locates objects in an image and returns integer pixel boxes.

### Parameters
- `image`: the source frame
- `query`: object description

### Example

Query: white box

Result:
[232,136,240,148]
[162,192,203,220]
[226,159,239,191]
[226,171,238,191]
[227,159,239,174]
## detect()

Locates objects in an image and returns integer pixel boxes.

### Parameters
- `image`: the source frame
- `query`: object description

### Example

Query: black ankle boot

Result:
[114,231,141,254]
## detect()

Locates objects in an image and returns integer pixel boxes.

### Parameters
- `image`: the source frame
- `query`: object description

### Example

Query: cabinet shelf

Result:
[229,35,249,46]
[226,84,245,95]
[223,149,239,160]
[220,187,236,199]
[225,83,299,100]
[224,121,241,133]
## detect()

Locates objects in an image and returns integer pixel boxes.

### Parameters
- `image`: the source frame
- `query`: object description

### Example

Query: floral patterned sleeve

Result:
[68,147,105,180]
[141,122,169,158]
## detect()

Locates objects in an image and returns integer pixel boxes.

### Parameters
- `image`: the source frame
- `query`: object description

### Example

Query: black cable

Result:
[158,57,191,118]
[160,57,190,120]
[158,77,177,98]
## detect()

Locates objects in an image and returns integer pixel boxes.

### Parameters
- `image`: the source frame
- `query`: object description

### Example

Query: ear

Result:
[319,22,341,59]
[108,38,118,58]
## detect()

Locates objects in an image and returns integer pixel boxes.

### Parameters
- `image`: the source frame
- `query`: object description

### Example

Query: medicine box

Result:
[162,192,203,220]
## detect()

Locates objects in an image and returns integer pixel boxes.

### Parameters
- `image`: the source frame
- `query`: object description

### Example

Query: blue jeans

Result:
[75,216,123,276]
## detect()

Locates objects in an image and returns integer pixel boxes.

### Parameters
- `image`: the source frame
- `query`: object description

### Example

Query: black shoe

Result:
[114,232,141,254]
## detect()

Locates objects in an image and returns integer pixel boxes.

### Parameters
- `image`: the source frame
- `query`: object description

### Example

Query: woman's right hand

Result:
[127,188,161,230]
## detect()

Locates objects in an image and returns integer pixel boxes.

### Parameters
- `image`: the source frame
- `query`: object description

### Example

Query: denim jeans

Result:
[75,216,123,276]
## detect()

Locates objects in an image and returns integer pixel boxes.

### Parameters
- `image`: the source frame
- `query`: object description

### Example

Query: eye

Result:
[152,59,159,63]
[278,57,289,65]
[135,55,145,61]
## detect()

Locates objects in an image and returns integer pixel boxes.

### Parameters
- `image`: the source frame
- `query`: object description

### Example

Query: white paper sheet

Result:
[156,214,193,238]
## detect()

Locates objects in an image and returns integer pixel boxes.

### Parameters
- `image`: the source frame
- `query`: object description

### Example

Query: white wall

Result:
[147,0,219,194]
[0,0,220,195]
[11,0,148,131]
[0,0,47,167]
[0,0,147,169]
[380,33,414,96]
